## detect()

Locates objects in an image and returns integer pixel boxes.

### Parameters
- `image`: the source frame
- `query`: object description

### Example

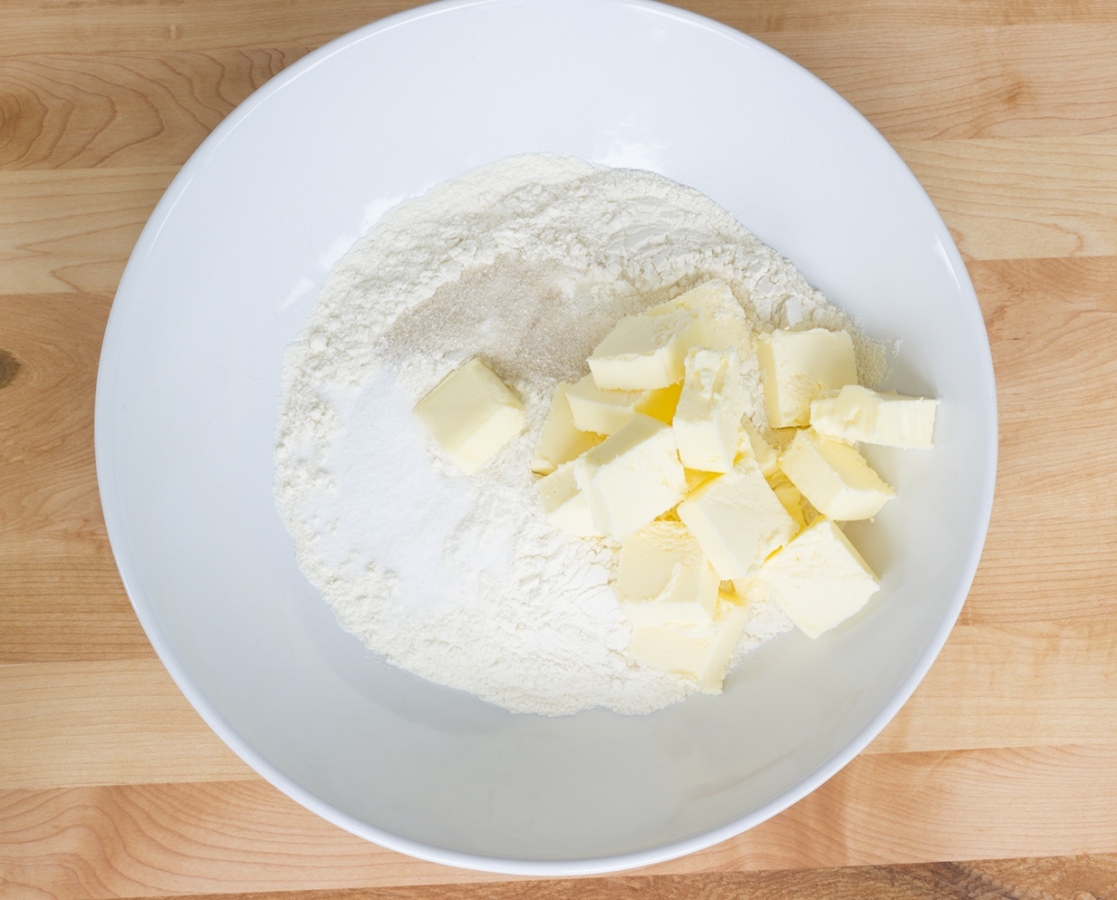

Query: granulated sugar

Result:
[273,153,881,716]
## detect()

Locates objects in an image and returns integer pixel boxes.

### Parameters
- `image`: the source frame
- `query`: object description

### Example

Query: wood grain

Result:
[0,170,175,294]
[5,747,1117,897]
[101,856,1117,900]
[0,556,147,664]
[0,51,305,170]
[897,138,1117,259]
[764,26,1117,140]
[4,26,1116,177]
[7,0,1117,57]
[0,293,111,552]
[0,661,251,789]
[960,257,1117,626]
[866,622,1117,754]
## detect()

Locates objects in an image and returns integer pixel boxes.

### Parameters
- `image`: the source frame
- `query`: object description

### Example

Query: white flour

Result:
[274,154,876,716]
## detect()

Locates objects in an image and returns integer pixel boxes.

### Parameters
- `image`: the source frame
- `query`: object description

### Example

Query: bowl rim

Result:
[95,0,998,875]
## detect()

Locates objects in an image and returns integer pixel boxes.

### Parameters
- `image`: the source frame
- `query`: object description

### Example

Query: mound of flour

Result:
[274,154,874,716]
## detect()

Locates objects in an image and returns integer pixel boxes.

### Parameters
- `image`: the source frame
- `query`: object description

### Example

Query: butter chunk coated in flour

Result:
[677,453,799,580]
[757,517,880,638]
[627,597,750,694]
[810,384,938,449]
[644,279,751,352]
[531,381,603,475]
[574,413,687,541]
[757,328,858,427]
[616,521,719,628]
[414,357,526,475]
[673,347,743,474]
[779,428,894,521]
[536,460,602,538]
[565,373,681,436]
[741,419,780,478]
[588,307,709,390]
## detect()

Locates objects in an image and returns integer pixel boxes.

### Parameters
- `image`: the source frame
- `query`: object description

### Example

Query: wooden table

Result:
[3,2,1116,897]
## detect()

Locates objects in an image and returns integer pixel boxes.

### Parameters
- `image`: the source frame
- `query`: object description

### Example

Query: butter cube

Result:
[767,471,810,530]
[588,308,709,390]
[414,357,525,474]
[616,521,719,627]
[565,374,681,436]
[628,597,749,694]
[740,420,780,478]
[756,328,858,427]
[531,382,603,475]
[673,347,743,473]
[645,279,751,351]
[575,413,687,540]
[677,454,799,580]
[810,384,938,449]
[536,461,602,537]
[683,467,716,495]
[758,517,880,638]
[779,429,894,521]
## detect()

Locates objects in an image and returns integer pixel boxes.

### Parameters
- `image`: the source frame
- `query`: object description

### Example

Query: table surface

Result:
[3,1,1116,897]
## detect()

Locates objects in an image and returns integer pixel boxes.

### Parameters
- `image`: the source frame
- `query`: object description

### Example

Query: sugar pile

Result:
[274,154,878,715]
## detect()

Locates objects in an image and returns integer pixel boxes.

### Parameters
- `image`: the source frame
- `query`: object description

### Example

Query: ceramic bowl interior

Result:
[96,0,996,875]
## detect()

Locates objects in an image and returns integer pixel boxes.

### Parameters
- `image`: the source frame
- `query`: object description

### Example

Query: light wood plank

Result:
[960,257,1117,625]
[0,293,111,553]
[0,781,497,897]
[109,855,1117,900]
[867,623,1117,754]
[4,747,1117,896]
[689,1,1117,30]
[895,137,1117,259]
[0,556,151,664]
[762,25,1117,139]
[0,169,174,294]
[644,745,1117,874]
[0,666,244,794]
[0,0,402,57]
[5,25,1116,175]
[5,0,1117,56]
[0,661,253,789]
[58,857,1117,897]
[0,50,302,170]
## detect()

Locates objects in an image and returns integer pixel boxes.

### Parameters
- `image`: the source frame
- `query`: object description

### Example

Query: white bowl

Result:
[95,0,996,875]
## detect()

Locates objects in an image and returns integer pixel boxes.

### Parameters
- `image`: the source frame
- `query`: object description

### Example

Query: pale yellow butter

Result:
[740,419,780,478]
[627,596,749,694]
[645,279,750,351]
[530,382,602,475]
[779,428,894,521]
[565,373,681,436]
[757,517,879,638]
[673,347,743,473]
[616,521,719,627]
[683,467,716,495]
[756,328,858,427]
[574,413,687,541]
[810,384,938,449]
[677,454,799,580]
[587,308,709,390]
[767,471,810,530]
[414,357,525,475]
[535,461,602,537]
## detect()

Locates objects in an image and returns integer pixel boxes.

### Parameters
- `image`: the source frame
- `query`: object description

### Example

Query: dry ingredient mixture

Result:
[274,154,884,716]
